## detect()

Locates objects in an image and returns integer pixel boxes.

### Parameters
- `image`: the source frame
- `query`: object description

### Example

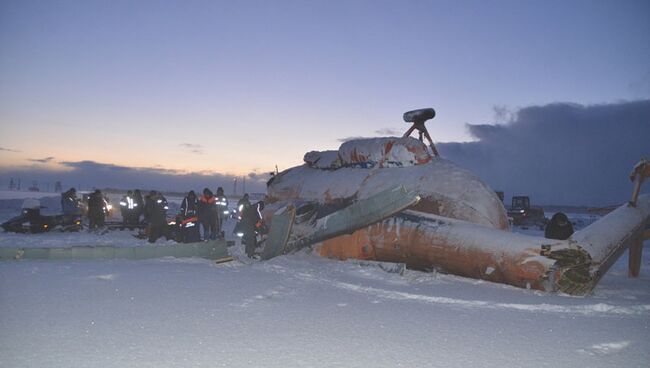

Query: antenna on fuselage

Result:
[402,108,439,157]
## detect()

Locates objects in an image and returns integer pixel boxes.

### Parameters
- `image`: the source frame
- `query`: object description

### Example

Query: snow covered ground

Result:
[1,192,648,367]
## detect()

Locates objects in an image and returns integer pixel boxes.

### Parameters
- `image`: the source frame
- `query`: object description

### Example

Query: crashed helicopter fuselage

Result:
[263,136,650,295]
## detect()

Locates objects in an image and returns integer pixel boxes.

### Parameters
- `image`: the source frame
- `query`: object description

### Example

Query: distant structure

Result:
[9,178,15,191]
[28,181,39,192]
[54,181,62,192]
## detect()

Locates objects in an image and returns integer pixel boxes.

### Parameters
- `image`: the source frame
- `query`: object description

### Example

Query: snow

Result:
[269,158,508,230]
[1,196,649,367]
[338,137,432,168]
[303,150,342,170]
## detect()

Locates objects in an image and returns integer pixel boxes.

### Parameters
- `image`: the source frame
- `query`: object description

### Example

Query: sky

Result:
[0,0,649,204]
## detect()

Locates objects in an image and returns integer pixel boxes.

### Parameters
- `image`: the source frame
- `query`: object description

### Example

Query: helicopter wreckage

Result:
[260,109,650,296]
[2,109,648,296]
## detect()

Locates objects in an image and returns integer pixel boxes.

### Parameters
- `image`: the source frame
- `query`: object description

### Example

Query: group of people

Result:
[179,187,230,241]
[61,187,114,230]
[59,187,266,255]
[61,187,169,240]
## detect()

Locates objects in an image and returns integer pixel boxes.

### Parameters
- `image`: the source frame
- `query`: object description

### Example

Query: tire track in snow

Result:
[329,281,650,316]
[258,256,650,317]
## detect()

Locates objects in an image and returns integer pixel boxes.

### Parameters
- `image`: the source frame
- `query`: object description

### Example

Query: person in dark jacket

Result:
[237,193,250,217]
[87,189,107,230]
[180,190,199,217]
[241,201,264,258]
[233,193,251,236]
[198,188,218,240]
[61,188,80,215]
[146,191,168,243]
[133,189,145,223]
[215,187,229,237]
[119,190,138,225]
[176,190,200,243]
[544,212,574,240]
[143,190,156,223]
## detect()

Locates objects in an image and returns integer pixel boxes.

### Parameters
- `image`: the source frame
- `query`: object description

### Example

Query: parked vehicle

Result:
[507,196,547,227]
[1,199,82,233]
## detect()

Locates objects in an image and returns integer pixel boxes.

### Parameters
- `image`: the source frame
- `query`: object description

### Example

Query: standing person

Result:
[103,193,112,218]
[133,189,145,223]
[180,190,198,217]
[147,191,169,243]
[544,212,574,240]
[215,187,229,238]
[198,188,218,240]
[119,190,138,225]
[143,190,156,224]
[241,201,264,258]
[61,187,80,215]
[233,193,250,236]
[237,193,250,216]
[87,189,106,231]
[179,190,200,243]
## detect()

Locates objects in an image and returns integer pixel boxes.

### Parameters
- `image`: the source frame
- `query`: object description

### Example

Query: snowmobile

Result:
[1,199,82,234]
[131,215,200,243]
[167,214,201,243]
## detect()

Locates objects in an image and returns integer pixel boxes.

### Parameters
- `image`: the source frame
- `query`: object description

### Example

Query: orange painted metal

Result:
[318,217,551,291]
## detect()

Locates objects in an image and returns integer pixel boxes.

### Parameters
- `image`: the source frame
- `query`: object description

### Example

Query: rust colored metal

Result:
[319,213,557,292]
[316,201,650,295]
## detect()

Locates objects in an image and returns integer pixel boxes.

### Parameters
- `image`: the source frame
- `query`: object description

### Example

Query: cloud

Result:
[0,160,269,194]
[0,147,21,153]
[179,143,205,155]
[337,135,370,143]
[28,157,55,164]
[438,100,650,206]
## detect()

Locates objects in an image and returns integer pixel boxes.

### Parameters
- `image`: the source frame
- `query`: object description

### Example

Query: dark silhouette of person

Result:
[198,188,218,240]
[241,201,264,258]
[544,212,574,240]
[87,189,107,230]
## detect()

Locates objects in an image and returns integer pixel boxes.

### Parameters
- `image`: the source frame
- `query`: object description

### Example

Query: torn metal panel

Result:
[261,205,296,260]
[262,186,420,259]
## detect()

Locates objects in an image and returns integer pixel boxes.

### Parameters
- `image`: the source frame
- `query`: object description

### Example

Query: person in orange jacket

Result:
[198,188,218,240]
